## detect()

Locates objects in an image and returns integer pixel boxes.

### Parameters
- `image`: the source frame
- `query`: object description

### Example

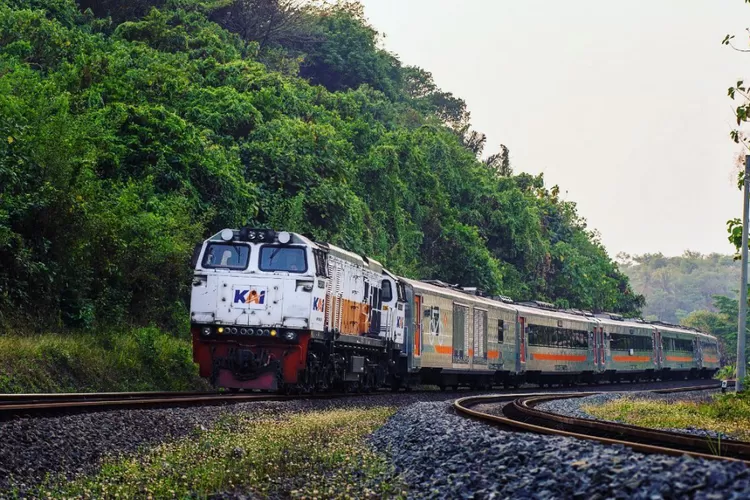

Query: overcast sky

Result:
[359,0,750,257]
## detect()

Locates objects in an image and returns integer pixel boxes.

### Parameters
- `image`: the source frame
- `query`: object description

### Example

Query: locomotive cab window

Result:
[259,246,307,273]
[202,243,250,270]
[381,279,393,302]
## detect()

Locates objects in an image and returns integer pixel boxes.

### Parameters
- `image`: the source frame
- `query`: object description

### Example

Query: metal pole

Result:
[736,155,750,392]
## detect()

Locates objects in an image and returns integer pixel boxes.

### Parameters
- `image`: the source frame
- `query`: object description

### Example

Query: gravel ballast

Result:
[0,392,478,496]
[537,388,729,438]
[370,400,750,499]
[0,380,724,497]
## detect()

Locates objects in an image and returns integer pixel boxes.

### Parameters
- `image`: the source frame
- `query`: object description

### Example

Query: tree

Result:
[208,0,321,52]
[0,0,643,333]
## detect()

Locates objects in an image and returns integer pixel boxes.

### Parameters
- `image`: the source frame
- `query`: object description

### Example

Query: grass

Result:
[0,327,209,393]
[36,407,404,499]
[583,393,750,441]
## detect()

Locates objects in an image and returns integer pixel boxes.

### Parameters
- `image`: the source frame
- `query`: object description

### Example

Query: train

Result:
[189,228,721,392]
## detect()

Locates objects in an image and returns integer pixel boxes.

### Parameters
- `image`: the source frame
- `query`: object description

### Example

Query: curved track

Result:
[454,381,750,464]
[0,379,732,421]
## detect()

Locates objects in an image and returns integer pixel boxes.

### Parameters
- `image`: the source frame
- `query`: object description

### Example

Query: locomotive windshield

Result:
[202,243,250,270]
[259,245,307,273]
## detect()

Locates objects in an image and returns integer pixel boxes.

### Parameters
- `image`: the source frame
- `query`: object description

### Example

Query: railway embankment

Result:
[0,328,207,394]
[0,392,458,497]
[548,388,750,442]
[370,399,750,499]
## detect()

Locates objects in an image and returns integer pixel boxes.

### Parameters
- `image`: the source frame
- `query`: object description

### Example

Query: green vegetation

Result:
[617,252,746,363]
[0,0,644,342]
[0,329,208,392]
[681,296,747,365]
[39,407,402,498]
[617,252,740,324]
[583,394,750,442]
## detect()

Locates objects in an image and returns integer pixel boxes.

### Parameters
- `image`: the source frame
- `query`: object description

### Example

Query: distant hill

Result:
[617,252,741,323]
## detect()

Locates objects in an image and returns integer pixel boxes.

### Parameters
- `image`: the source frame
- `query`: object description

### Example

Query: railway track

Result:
[0,379,729,421]
[0,386,477,420]
[0,391,301,420]
[454,381,750,464]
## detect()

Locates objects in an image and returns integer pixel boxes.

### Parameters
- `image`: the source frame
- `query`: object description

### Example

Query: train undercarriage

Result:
[195,329,719,394]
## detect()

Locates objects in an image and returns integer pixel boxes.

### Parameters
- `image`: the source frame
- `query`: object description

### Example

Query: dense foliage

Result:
[618,252,740,323]
[0,0,643,333]
[681,296,745,364]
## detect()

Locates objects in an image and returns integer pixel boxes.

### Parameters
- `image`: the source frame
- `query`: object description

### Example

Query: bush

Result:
[0,328,209,393]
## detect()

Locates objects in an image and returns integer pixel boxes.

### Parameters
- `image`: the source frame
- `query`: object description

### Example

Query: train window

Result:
[259,246,307,273]
[498,320,504,344]
[610,333,653,351]
[701,342,718,355]
[396,282,406,302]
[527,324,588,349]
[666,338,693,352]
[202,243,250,270]
[381,280,393,302]
[313,250,329,277]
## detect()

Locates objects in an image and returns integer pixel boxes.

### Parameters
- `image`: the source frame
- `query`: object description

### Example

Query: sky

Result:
[358,0,750,257]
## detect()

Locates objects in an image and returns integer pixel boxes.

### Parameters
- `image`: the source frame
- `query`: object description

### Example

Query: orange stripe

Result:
[666,355,693,362]
[613,356,651,362]
[704,356,719,363]
[531,353,587,362]
[487,350,500,359]
[434,345,452,355]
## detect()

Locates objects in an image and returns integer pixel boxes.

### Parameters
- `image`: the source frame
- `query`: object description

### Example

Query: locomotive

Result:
[189,228,721,392]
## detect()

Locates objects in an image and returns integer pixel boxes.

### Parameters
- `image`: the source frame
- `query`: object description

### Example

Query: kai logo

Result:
[313,297,325,312]
[233,288,266,305]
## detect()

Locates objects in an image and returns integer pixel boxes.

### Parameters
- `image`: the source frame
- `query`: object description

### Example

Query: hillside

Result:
[0,0,644,337]
[617,252,740,323]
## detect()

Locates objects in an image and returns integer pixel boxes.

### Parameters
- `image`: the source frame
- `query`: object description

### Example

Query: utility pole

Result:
[736,154,750,392]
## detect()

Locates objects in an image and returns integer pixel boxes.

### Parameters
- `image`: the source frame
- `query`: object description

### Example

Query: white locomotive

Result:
[190,228,406,391]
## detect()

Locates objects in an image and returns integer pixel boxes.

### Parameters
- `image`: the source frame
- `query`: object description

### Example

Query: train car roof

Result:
[399,277,517,312]
[510,302,597,324]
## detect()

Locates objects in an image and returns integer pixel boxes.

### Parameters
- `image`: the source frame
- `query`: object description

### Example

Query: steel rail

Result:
[0,379,726,421]
[0,390,221,403]
[0,390,418,420]
[454,382,750,464]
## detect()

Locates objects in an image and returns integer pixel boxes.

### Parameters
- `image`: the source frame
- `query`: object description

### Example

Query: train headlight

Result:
[220,229,234,241]
[278,231,291,244]
[284,331,297,341]
[270,329,277,337]
[217,327,224,334]
[202,327,212,336]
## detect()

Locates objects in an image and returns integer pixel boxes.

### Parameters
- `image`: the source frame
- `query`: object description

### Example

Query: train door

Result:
[517,316,527,372]
[403,283,418,370]
[597,327,606,369]
[467,306,475,369]
[653,328,663,369]
[695,338,703,369]
[471,308,488,369]
[414,295,422,360]
[590,320,603,373]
